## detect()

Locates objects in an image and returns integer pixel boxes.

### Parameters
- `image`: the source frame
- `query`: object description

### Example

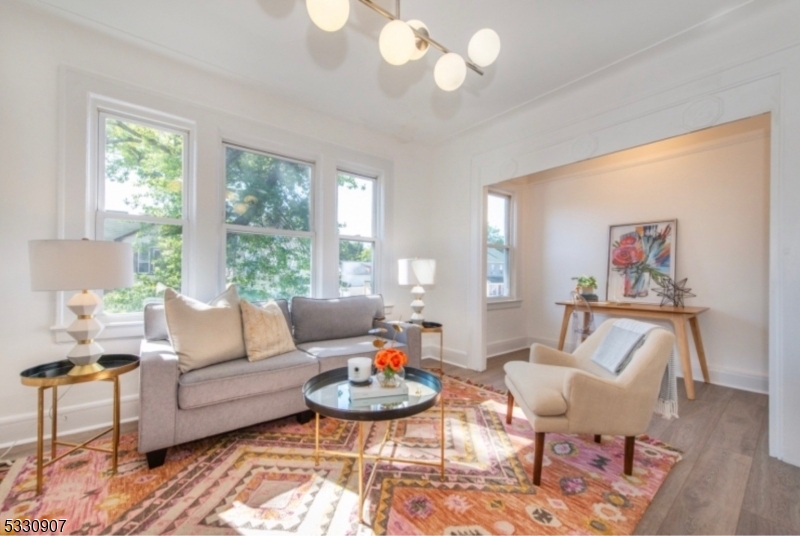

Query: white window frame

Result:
[336,169,380,296]
[93,109,193,322]
[486,188,518,306]
[222,142,316,298]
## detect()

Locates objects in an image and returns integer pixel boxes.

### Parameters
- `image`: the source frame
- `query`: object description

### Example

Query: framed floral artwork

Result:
[606,220,676,303]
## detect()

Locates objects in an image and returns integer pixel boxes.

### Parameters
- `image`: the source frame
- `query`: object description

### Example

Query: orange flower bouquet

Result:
[370,323,408,387]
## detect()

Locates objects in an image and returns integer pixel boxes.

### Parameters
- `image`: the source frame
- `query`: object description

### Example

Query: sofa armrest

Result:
[374,320,422,368]
[137,339,179,454]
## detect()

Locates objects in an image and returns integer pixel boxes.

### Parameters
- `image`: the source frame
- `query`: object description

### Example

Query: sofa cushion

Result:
[504,361,569,416]
[291,295,384,344]
[298,336,406,373]
[164,286,246,373]
[145,299,291,342]
[178,349,319,409]
[241,300,296,361]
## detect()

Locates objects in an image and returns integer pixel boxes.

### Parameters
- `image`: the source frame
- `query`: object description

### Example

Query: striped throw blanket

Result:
[590,319,678,419]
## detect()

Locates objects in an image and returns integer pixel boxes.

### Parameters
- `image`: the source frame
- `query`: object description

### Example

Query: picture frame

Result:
[606,219,677,304]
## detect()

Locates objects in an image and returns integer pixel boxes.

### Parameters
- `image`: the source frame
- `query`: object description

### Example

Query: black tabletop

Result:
[303,366,442,422]
[20,354,140,385]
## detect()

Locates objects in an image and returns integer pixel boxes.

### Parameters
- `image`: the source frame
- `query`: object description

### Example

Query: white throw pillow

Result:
[240,300,296,361]
[164,286,246,373]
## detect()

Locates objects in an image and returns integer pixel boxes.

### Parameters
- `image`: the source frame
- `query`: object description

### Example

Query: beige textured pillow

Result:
[164,286,246,373]
[241,300,296,361]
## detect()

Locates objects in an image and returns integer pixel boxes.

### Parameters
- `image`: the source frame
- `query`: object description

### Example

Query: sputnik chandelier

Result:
[306,0,501,91]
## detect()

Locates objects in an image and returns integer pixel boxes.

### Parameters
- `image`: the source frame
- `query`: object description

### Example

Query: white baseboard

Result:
[487,336,535,358]
[0,395,140,451]
[682,365,768,394]
[527,336,767,394]
[422,344,468,368]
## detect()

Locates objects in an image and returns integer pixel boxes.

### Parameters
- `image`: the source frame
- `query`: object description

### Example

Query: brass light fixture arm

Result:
[357,0,485,76]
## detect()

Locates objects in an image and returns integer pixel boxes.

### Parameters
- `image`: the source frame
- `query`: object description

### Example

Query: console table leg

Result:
[689,316,710,383]
[672,316,696,400]
[314,413,320,466]
[557,305,573,351]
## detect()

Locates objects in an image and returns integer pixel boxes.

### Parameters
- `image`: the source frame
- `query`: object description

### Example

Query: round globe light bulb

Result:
[468,28,501,67]
[434,52,467,91]
[379,20,416,66]
[407,19,430,61]
[306,0,350,32]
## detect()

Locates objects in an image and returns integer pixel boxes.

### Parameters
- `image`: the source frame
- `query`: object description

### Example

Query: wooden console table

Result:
[555,301,710,400]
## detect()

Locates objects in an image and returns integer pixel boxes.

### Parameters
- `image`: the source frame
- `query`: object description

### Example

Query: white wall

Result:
[0,2,430,448]
[406,1,800,465]
[520,116,770,391]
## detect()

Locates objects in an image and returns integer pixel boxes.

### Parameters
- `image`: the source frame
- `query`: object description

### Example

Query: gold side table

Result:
[420,321,443,375]
[20,354,139,494]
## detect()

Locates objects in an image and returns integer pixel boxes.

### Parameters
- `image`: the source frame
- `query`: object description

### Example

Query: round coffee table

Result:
[303,366,444,524]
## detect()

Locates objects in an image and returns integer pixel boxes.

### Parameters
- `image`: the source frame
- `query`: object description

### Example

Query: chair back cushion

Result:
[291,295,384,343]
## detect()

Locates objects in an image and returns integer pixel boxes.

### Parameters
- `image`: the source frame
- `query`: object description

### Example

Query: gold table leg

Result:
[112,377,120,474]
[314,412,320,466]
[51,386,57,460]
[36,387,44,495]
[440,392,445,480]
[358,422,364,524]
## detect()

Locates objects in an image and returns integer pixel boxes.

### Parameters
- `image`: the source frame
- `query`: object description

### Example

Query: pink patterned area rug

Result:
[0,376,680,534]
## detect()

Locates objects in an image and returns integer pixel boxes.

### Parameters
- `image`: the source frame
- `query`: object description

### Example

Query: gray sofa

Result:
[138,294,420,468]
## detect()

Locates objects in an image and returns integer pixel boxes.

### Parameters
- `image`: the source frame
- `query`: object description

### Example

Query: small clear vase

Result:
[377,366,405,388]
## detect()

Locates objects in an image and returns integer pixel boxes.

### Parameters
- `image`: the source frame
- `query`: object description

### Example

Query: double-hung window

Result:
[224,144,314,301]
[337,171,378,296]
[97,113,188,314]
[486,190,514,299]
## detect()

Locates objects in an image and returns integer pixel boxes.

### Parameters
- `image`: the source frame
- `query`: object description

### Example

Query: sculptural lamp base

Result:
[65,290,106,376]
[410,284,425,324]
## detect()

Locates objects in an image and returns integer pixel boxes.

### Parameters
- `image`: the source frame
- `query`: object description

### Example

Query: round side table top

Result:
[20,354,140,387]
[303,366,441,422]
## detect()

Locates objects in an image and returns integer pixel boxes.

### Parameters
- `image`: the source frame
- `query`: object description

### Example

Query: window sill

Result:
[487,299,522,311]
[51,320,144,343]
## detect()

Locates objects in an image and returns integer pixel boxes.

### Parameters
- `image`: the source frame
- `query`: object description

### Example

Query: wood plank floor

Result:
[4,352,798,535]
[424,351,800,536]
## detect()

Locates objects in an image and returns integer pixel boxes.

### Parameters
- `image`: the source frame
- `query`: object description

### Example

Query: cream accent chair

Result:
[504,319,675,485]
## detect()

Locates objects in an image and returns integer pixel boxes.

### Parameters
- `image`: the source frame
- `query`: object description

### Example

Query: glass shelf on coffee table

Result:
[303,366,444,524]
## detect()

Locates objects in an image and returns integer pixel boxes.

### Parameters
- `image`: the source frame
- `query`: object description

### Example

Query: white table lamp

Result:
[398,258,436,323]
[29,239,134,376]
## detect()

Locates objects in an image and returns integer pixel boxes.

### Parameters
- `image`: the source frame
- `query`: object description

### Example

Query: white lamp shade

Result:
[398,258,415,286]
[434,52,467,91]
[412,259,436,285]
[398,258,436,286]
[379,20,416,66]
[306,0,350,32]
[407,19,429,61]
[468,28,501,67]
[29,240,134,291]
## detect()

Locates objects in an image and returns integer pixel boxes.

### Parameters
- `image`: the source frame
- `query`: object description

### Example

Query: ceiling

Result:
[35,0,755,144]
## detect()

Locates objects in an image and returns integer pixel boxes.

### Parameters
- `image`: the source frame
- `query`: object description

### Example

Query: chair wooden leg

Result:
[533,432,545,486]
[594,434,602,444]
[506,392,514,424]
[624,436,635,476]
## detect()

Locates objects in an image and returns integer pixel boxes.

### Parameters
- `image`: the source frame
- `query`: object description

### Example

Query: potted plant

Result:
[571,275,598,295]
